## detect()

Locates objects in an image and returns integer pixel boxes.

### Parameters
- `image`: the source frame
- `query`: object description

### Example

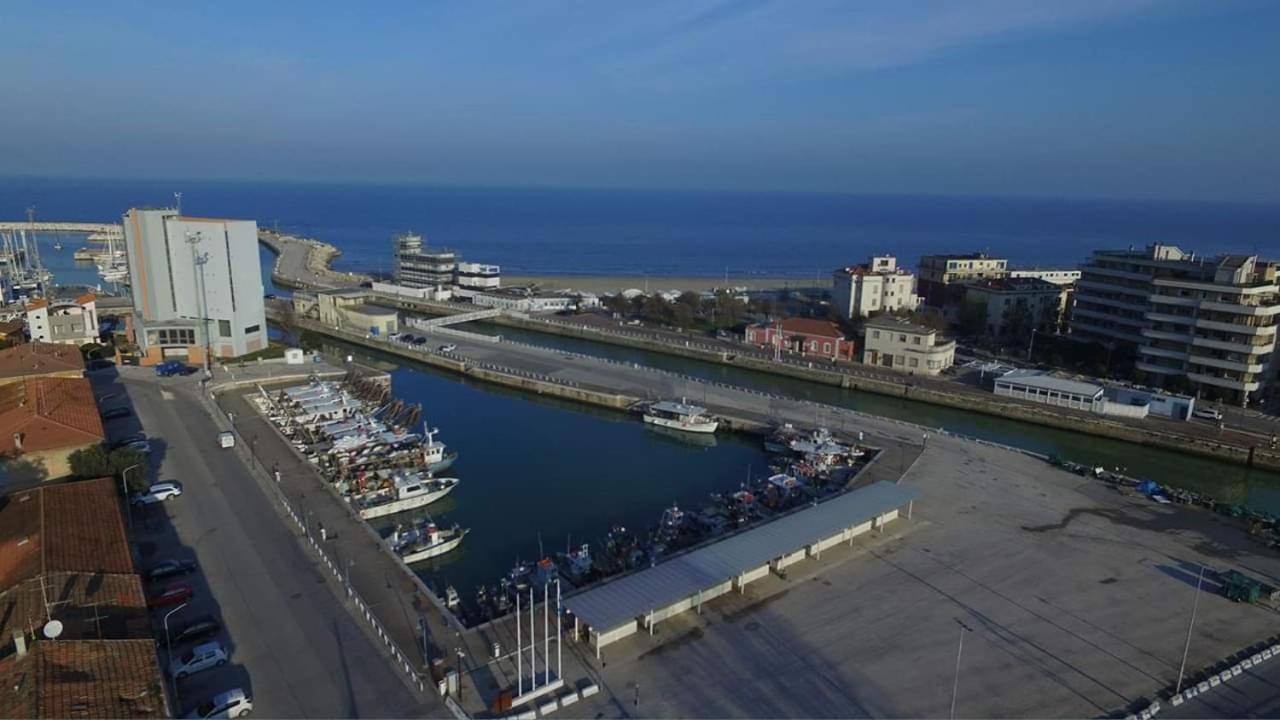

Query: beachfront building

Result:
[122,208,267,364]
[394,233,458,289]
[1008,268,1082,286]
[962,278,1067,339]
[25,292,97,346]
[831,256,921,319]
[455,286,596,313]
[1072,244,1280,405]
[456,262,501,290]
[917,253,1009,309]
[745,318,857,361]
[862,315,956,375]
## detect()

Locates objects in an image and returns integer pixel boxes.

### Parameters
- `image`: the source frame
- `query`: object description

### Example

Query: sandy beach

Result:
[504,274,830,294]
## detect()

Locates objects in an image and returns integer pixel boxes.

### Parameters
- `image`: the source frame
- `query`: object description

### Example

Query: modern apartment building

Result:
[917,253,1009,307]
[122,208,267,364]
[394,233,458,288]
[1072,244,1280,405]
[831,256,921,318]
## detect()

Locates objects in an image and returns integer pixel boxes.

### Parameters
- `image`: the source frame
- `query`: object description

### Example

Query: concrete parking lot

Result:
[92,365,428,718]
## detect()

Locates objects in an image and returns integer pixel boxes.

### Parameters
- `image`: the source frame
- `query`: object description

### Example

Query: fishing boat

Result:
[353,472,460,519]
[390,517,468,564]
[642,399,719,434]
[422,426,458,473]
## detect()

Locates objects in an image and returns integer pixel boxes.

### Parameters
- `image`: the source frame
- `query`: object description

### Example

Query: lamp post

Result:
[950,618,974,720]
[1027,327,1038,362]
[121,463,141,530]
[1176,565,1206,694]
[185,231,212,378]
[164,601,189,707]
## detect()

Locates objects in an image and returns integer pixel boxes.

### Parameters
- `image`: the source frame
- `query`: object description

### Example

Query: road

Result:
[95,366,428,718]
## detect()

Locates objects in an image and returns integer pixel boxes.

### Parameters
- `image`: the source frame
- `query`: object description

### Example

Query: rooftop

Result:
[863,315,936,334]
[0,377,106,455]
[344,303,399,317]
[965,277,1062,293]
[756,317,849,339]
[921,252,1005,261]
[564,482,917,632]
[320,288,371,298]
[997,369,1104,398]
[0,640,167,719]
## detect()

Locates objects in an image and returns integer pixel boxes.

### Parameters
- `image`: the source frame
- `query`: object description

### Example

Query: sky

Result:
[1,1,1277,203]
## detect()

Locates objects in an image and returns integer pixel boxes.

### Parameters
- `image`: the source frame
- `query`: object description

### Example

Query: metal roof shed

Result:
[564,481,917,646]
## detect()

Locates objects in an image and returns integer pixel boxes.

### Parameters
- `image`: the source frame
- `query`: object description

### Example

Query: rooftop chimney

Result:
[13,432,23,450]
[12,630,26,658]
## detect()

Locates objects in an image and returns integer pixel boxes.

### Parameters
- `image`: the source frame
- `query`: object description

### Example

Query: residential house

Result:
[831,256,921,318]
[25,293,97,346]
[0,377,105,482]
[745,318,857,361]
[917,253,1009,309]
[0,343,85,387]
[862,315,956,375]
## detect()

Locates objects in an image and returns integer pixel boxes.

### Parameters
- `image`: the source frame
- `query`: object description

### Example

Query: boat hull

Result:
[358,482,457,519]
[426,452,458,473]
[643,414,719,434]
[400,532,466,564]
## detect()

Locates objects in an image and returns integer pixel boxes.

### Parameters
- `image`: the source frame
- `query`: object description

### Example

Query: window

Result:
[913,336,921,345]
[872,330,880,339]
[157,329,196,345]
[219,320,232,337]
[823,342,832,353]
[898,335,907,343]
[910,358,919,368]
[244,324,261,334]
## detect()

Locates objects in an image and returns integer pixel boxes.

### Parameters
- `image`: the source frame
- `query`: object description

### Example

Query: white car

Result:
[439,344,457,353]
[170,641,227,680]
[1193,407,1223,421]
[131,481,183,506]
[187,688,253,719]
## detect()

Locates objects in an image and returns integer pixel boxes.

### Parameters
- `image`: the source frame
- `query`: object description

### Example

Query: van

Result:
[170,641,228,680]
[218,431,236,449]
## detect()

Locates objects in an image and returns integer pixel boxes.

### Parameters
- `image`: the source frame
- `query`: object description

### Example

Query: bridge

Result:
[406,307,502,329]
[0,221,121,234]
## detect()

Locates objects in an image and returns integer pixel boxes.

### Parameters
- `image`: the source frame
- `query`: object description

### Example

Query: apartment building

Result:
[1072,244,1280,405]
[122,208,267,363]
[963,278,1066,338]
[25,292,98,346]
[831,256,921,318]
[917,253,1009,308]
[1008,268,1082,286]
[862,315,956,375]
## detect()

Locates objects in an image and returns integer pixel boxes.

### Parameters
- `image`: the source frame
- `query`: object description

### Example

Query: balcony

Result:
[1082,266,1153,282]
[1147,294,1199,307]
[1071,307,1146,326]
[1194,318,1278,336]
[1074,294,1148,313]
[1076,279,1150,297]
[1135,361,1185,376]
[1142,328,1192,343]
[1138,345,1190,361]
[1188,354,1264,374]
[1190,335,1275,354]
[1199,299,1280,316]
[1144,311,1195,325]
[1186,371,1260,393]
[1069,318,1142,343]
[1153,277,1278,295]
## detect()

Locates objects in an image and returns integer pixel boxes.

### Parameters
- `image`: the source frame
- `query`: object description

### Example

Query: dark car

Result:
[156,360,197,377]
[412,336,428,345]
[110,431,147,450]
[148,584,194,609]
[170,616,222,646]
[87,358,116,372]
[145,558,197,582]
[101,407,132,421]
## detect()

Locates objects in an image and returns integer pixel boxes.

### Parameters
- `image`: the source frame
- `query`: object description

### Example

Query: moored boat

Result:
[390,517,468,564]
[643,399,718,434]
[354,472,460,519]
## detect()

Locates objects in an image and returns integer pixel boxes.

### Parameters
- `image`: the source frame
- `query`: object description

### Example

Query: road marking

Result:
[161,390,175,400]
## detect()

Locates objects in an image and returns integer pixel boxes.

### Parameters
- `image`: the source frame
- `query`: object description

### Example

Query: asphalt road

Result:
[95,366,427,718]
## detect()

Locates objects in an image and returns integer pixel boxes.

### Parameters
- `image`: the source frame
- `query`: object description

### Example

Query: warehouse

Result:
[563,481,917,656]
[993,369,1104,412]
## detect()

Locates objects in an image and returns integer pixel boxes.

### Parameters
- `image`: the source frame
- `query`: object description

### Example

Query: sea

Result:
[4,176,1279,280]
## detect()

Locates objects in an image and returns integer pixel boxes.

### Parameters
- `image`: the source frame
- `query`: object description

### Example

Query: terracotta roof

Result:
[778,318,848,339]
[0,378,105,455]
[0,640,167,719]
[73,293,96,306]
[24,299,48,311]
[0,320,25,337]
[0,343,85,380]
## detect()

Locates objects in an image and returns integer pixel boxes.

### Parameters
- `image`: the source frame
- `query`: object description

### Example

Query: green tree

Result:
[956,301,988,338]
[69,446,149,491]
[602,294,629,316]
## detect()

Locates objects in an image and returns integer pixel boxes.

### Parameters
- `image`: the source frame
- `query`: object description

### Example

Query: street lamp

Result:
[121,463,142,530]
[1175,565,1206,694]
[163,601,189,708]
[950,618,974,720]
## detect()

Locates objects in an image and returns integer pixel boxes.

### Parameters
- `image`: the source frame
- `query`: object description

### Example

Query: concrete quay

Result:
[259,230,370,291]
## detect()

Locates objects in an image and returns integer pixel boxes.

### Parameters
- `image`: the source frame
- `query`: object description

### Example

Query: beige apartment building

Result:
[1072,244,1280,405]
[862,315,956,376]
[917,253,1009,308]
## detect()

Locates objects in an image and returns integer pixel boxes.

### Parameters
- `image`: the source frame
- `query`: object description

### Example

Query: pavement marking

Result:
[161,389,175,400]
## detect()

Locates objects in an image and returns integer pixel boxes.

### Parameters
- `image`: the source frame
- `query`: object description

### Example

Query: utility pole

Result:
[1176,566,1206,694]
[121,464,141,530]
[186,231,212,378]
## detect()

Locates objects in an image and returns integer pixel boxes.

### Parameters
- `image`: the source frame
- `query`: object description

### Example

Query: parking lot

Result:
[91,364,426,718]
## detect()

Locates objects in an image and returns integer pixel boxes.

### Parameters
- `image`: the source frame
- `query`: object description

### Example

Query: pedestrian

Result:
[274,469,282,484]
[319,524,327,542]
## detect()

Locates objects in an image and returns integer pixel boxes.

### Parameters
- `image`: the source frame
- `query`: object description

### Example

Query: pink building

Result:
[745,318,857,361]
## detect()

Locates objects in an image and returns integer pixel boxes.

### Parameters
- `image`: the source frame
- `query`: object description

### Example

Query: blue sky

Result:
[1,1,1277,202]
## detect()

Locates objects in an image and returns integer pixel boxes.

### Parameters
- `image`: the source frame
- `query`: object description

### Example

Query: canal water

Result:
[318,338,770,606]
[456,321,1280,506]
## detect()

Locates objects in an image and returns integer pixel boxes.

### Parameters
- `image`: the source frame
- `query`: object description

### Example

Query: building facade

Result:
[963,278,1066,338]
[1008,268,1082,285]
[862,316,956,375]
[26,293,97,346]
[123,208,267,364]
[456,262,501,290]
[917,253,1009,308]
[831,256,921,318]
[745,318,857,361]
[394,233,458,288]
[1071,244,1280,405]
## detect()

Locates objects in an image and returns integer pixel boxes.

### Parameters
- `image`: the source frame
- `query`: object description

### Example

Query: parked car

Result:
[438,344,457,353]
[101,407,133,421]
[87,358,116,372]
[156,360,197,377]
[171,616,222,647]
[412,336,428,345]
[148,583,194,609]
[169,641,227,680]
[123,440,153,455]
[145,558,197,582]
[187,689,252,719]
[131,481,183,506]
[1194,407,1224,421]
[110,431,147,449]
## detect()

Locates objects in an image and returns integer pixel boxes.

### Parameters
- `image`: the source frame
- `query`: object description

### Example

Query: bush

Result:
[68,446,149,491]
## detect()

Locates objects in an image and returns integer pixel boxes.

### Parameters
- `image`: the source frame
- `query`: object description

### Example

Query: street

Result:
[94,365,427,718]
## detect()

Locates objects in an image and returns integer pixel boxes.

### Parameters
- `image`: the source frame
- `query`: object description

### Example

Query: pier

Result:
[258,230,370,291]
[0,221,120,233]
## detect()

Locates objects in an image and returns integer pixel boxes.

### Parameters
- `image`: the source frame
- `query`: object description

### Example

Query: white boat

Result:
[643,399,718,434]
[354,473,460,519]
[390,519,468,564]
[422,426,458,473]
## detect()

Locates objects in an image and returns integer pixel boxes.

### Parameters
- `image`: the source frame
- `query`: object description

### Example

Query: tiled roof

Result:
[0,343,85,380]
[0,378,105,454]
[0,640,167,719]
[41,479,133,576]
[0,320,25,337]
[73,293,96,306]
[24,299,48,311]
[778,317,847,339]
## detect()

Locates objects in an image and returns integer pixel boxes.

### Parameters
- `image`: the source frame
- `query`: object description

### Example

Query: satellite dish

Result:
[43,620,64,639]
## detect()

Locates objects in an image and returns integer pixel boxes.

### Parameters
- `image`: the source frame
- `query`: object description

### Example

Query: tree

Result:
[910,307,948,333]
[69,446,149,490]
[956,302,988,339]
[602,294,629,317]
